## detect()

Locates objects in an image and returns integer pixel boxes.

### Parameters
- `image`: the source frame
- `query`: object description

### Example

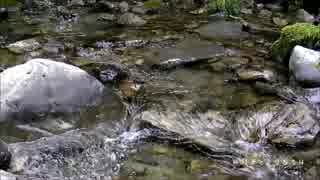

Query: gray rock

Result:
[131,6,147,15]
[119,1,129,13]
[117,13,146,26]
[289,45,320,87]
[0,59,104,121]
[98,13,116,21]
[296,9,315,23]
[6,39,41,54]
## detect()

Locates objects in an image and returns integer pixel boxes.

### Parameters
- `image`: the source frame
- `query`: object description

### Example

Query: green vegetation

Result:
[207,0,240,16]
[271,23,320,62]
[144,0,161,9]
[0,0,18,7]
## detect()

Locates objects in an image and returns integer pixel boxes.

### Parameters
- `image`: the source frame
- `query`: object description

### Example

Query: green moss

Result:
[271,23,320,62]
[0,0,18,7]
[208,0,240,16]
[144,0,161,9]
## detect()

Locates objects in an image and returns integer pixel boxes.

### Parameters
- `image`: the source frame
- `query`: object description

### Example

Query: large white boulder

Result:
[0,59,104,121]
[289,45,320,87]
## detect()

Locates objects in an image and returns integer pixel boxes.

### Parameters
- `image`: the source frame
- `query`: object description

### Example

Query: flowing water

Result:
[0,4,319,180]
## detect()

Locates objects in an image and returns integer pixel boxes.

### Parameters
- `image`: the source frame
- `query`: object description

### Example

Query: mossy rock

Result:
[0,0,18,7]
[271,23,320,63]
[207,0,240,16]
[144,0,161,9]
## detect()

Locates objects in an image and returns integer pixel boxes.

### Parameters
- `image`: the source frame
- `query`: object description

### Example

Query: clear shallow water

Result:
[0,7,318,180]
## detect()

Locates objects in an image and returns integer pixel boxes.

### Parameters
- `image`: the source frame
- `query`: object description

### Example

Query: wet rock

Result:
[6,38,41,54]
[272,17,288,27]
[0,59,104,121]
[42,40,65,56]
[97,1,118,11]
[140,110,237,155]
[119,1,129,13]
[0,140,11,170]
[99,63,129,84]
[265,3,282,12]
[237,69,275,82]
[305,166,319,180]
[144,38,225,67]
[289,45,320,87]
[152,55,222,70]
[258,9,272,18]
[131,6,147,15]
[209,56,249,72]
[238,102,320,146]
[241,21,279,38]
[27,0,54,10]
[240,8,253,15]
[9,127,118,179]
[117,13,146,26]
[98,13,116,21]
[75,47,119,62]
[301,87,320,104]
[69,0,85,6]
[256,3,264,10]
[296,9,315,23]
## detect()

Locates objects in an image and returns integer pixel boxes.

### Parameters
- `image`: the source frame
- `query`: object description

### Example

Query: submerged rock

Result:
[289,45,320,86]
[237,69,275,82]
[196,19,249,41]
[0,59,104,121]
[6,39,41,54]
[117,13,146,26]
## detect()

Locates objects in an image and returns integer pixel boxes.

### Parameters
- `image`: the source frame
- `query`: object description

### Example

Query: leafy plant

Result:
[207,0,240,16]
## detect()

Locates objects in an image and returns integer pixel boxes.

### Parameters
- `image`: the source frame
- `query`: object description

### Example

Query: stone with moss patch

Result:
[271,23,320,63]
[144,0,161,9]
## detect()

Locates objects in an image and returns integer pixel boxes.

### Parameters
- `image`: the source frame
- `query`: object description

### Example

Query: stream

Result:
[0,1,319,180]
